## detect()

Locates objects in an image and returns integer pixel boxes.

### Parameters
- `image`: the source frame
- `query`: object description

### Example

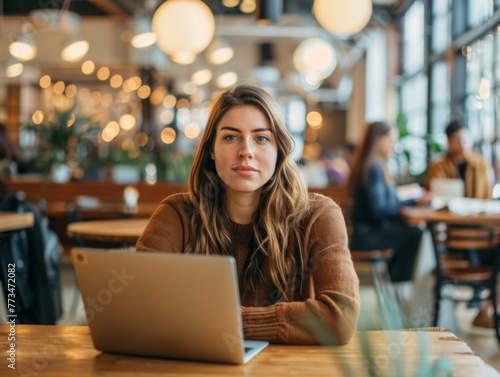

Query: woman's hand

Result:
[416,190,434,206]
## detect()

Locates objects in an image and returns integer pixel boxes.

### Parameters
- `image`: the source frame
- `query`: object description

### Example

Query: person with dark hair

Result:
[137,85,359,345]
[426,121,495,328]
[348,121,432,283]
[424,120,492,199]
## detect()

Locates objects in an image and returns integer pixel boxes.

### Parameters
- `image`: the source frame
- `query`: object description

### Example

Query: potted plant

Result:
[108,147,153,184]
[24,104,100,182]
[392,111,443,185]
[158,149,194,182]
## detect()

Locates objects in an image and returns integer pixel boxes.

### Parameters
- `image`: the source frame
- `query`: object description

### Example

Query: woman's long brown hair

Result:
[186,85,309,301]
[347,121,392,194]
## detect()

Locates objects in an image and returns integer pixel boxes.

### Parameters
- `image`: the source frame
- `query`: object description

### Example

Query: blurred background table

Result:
[400,205,500,226]
[67,218,148,245]
[0,212,34,232]
[401,204,500,340]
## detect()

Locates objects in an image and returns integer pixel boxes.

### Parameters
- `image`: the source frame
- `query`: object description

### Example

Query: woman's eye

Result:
[224,135,237,141]
[256,136,269,142]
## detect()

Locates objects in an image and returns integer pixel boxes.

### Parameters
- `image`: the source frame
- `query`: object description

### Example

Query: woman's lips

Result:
[233,166,258,176]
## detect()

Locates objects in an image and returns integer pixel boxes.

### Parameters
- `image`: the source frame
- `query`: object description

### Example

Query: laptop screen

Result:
[430,178,465,198]
[71,248,268,364]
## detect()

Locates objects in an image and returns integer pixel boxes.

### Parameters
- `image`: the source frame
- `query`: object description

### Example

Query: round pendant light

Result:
[131,17,157,48]
[9,33,37,61]
[152,0,215,62]
[293,38,337,80]
[5,57,24,78]
[61,34,90,62]
[313,0,372,37]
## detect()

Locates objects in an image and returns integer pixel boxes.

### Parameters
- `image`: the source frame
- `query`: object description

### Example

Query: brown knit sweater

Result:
[136,193,360,345]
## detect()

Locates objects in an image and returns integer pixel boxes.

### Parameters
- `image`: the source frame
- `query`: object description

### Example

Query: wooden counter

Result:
[4,175,348,207]
[4,176,347,255]
[3,175,187,205]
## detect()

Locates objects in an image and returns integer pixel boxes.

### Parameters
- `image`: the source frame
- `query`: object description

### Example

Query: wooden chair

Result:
[65,197,136,249]
[340,198,394,287]
[65,197,134,223]
[350,249,394,286]
[432,223,500,343]
[64,198,136,315]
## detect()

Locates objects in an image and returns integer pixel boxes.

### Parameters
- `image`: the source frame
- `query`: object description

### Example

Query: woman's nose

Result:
[238,139,254,159]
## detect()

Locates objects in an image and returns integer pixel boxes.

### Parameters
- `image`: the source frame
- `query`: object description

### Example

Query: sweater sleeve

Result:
[135,195,187,253]
[241,198,360,345]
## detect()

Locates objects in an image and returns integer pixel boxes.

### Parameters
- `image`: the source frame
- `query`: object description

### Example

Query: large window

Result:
[404,0,500,182]
[399,0,428,178]
[429,60,450,152]
[431,0,452,53]
[467,0,494,28]
[429,0,452,158]
[465,36,495,147]
[400,73,428,176]
[402,0,426,75]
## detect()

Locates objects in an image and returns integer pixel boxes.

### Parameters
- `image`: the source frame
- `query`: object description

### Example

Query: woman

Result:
[137,85,359,345]
[348,121,430,283]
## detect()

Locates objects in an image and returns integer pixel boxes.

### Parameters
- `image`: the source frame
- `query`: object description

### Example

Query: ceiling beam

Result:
[87,0,131,16]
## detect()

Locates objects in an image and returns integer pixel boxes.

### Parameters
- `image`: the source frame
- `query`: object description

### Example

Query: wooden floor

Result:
[455,305,500,372]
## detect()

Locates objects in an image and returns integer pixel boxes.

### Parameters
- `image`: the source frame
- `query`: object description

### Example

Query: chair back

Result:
[446,225,496,251]
[66,198,134,223]
[438,224,495,281]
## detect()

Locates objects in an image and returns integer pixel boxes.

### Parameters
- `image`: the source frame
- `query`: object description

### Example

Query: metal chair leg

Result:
[371,260,391,288]
[433,274,442,327]
[371,260,405,329]
[493,252,500,345]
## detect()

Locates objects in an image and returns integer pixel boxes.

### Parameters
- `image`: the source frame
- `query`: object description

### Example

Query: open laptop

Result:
[71,248,269,364]
[429,178,465,210]
[430,178,465,198]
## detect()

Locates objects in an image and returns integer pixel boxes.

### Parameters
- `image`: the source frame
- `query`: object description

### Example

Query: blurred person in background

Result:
[425,120,491,199]
[347,121,432,283]
[426,120,494,328]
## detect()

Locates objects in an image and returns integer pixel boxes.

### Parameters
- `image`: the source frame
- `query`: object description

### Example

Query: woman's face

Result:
[447,129,470,158]
[377,132,394,158]
[212,105,278,196]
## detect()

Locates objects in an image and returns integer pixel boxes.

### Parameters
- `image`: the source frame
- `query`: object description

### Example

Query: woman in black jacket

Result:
[347,121,431,283]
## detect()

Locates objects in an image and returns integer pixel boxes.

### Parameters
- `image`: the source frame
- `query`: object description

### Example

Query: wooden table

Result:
[67,218,149,244]
[401,205,500,334]
[0,212,34,232]
[0,325,497,376]
[401,206,500,226]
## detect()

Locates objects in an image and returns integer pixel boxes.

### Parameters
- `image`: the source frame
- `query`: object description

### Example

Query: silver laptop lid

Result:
[430,178,465,198]
[72,249,257,364]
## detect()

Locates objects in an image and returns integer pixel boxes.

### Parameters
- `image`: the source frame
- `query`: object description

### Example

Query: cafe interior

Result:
[2,0,500,375]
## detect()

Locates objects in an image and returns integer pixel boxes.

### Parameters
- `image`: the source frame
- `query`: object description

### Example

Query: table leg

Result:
[493,247,500,344]
[425,221,443,327]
